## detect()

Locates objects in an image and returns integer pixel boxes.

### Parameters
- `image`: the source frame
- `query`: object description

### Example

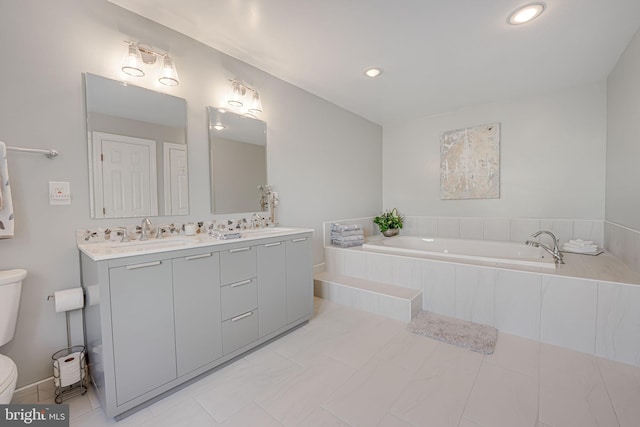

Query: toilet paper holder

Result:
[47,288,84,349]
[47,292,88,403]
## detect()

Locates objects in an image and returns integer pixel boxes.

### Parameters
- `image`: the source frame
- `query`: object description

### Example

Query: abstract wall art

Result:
[440,122,500,200]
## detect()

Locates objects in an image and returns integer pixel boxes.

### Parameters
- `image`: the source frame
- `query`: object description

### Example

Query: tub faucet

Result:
[525,230,564,264]
[139,217,152,241]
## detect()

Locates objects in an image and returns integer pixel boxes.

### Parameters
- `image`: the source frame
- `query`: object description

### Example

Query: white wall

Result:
[0,0,381,387]
[382,82,607,220]
[606,28,640,231]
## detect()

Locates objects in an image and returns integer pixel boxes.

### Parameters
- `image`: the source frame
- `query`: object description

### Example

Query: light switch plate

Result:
[49,181,71,205]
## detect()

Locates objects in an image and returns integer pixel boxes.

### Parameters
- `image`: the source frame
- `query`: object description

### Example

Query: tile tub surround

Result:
[324,242,640,367]
[324,216,605,249]
[605,221,640,274]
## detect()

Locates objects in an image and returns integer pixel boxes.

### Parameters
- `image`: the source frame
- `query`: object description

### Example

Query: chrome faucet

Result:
[139,217,152,241]
[525,230,564,264]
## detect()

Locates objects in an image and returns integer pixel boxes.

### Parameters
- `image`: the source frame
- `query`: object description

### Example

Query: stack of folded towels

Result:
[331,223,364,248]
[562,239,599,254]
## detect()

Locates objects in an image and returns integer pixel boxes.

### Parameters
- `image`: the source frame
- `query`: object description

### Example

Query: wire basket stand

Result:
[51,323,88,403]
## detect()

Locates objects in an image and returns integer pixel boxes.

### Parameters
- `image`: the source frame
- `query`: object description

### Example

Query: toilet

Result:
[0,269,26,404]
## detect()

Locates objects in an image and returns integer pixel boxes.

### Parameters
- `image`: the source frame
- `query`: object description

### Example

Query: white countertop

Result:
[78,227,313,261]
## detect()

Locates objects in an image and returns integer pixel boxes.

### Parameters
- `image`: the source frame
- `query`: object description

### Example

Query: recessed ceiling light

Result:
[508,3,545,25]
[364,67,383,78]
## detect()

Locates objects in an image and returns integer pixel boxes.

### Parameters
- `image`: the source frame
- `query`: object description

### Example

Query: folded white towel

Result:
[0,142,14,239]
[567,239,594,247]
[562,243,598,253]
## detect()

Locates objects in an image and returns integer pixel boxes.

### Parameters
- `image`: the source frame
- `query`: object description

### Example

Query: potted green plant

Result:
[373,208,404,237]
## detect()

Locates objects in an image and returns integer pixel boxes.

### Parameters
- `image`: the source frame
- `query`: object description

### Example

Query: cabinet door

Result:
[257,241,287,337]
[173,252,222,377]
[110,260,176,405]
[286,236,314,323]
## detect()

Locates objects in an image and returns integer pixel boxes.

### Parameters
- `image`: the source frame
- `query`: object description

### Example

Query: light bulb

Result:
[508,4,545,25]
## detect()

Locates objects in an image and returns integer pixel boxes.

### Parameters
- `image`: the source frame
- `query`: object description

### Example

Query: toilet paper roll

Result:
[54,287,84,312]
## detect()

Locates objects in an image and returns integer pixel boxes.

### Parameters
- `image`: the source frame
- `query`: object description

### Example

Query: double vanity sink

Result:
[79,226,313,419]
[78,227,300,260]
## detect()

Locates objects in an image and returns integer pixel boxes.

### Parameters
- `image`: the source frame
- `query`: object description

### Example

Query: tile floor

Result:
[12,297,640,426]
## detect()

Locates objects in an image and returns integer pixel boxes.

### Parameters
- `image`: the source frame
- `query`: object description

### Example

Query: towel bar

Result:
[5,144,58,159]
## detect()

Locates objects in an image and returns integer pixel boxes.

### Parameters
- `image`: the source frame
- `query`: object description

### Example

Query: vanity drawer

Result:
[222,309,259,355]
[220,246,256,285]
[221,278,258,321]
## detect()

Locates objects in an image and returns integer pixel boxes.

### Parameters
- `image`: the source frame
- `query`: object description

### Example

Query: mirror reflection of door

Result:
[92,132,158,218]
[163,142,189,215]
[84,73,188,219]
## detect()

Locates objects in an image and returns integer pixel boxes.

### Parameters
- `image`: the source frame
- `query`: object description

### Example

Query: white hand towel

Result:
[568,239,594,247]
[562,243,597,253]
[564,247,598,254]
[0,142,15,238]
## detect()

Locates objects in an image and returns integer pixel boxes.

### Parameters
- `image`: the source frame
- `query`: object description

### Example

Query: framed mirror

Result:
[84,73,188,218]
[207,107,267,214]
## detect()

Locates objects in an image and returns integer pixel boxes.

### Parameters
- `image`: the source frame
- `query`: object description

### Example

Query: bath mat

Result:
[407,311,498,354]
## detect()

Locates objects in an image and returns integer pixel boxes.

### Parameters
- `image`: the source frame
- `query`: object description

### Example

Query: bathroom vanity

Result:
[78,228,313,419]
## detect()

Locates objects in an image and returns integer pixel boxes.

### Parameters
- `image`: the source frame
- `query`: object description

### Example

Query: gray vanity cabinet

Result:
[80,229,313,419]
[109,259,177,405]
[172,252,222,376]
[286,236,314,322]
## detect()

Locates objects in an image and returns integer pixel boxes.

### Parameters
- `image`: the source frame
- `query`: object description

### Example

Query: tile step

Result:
[313,271,421,322]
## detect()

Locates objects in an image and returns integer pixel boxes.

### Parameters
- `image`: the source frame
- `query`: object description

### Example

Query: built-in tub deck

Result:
[355,236,640,285]
[319,236,640,368]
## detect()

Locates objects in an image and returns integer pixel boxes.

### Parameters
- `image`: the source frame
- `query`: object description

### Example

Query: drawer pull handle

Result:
[292,238,307,243]
[264,242,281,247]
[229,247,251,253]
[185,253,212,261]
[231,311,253,322]
[126,261,161,270]
[230,279,252,288]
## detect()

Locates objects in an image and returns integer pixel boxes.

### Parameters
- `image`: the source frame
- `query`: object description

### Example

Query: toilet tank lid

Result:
[0,269,27,286]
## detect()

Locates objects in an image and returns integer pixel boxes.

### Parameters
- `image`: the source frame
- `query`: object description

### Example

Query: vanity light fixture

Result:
[508,3,545,25]
[227,79,264,116]
[364,67,383,78]
[121,41,180,86]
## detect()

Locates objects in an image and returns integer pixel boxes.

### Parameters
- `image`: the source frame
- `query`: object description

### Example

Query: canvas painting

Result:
[440,123,500,200]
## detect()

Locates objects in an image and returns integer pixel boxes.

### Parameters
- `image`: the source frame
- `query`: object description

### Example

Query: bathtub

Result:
[362,235,556,269]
